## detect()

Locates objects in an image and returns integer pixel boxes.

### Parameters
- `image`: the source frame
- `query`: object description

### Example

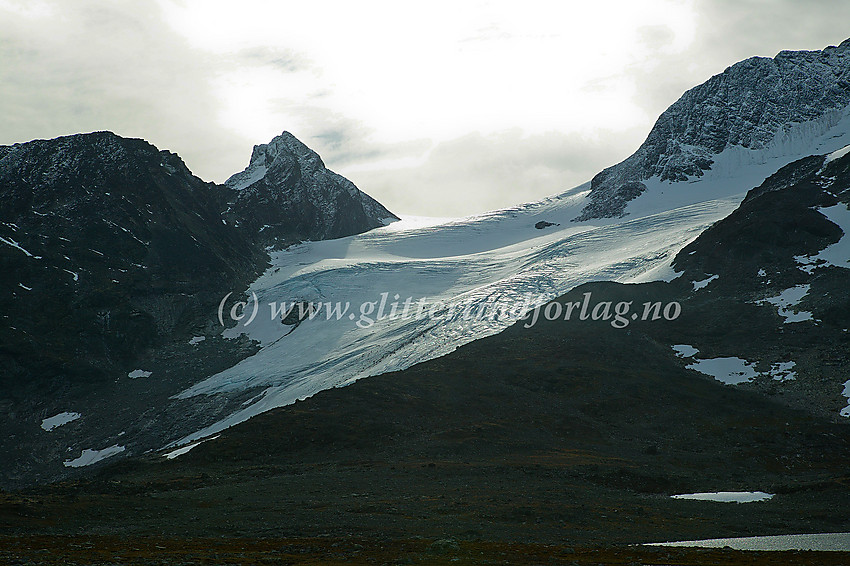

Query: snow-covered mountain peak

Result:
[264,130,321,165]
[576,38,850,221]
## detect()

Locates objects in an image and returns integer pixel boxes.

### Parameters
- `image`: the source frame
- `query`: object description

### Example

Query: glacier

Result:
[168,106,850,449]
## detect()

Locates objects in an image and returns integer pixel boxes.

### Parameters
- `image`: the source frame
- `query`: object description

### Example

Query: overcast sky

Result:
[1,0,849,217]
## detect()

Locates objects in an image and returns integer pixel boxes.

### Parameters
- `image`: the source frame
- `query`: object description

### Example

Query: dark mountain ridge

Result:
[0,129,396,487]
[0,131,263,383]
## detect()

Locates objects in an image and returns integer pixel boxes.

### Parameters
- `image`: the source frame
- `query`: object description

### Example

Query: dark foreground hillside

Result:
[2,276,850,563]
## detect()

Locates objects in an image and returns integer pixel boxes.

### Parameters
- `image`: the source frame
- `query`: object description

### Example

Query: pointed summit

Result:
[224,131,397,244]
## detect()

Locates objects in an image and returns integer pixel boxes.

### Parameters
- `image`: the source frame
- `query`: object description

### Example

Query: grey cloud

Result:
[2,1,648,217]
[263,102,432,169]
[626,0,850,125]
[0,0,255,183]
[342,128,647,217]
[235,46,312,72]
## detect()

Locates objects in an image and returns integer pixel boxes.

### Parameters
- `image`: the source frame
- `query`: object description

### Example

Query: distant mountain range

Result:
[2,37,850,496]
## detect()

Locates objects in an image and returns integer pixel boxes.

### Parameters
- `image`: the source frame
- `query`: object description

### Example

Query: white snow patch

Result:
[687,357,759,385]
[18,283,31,291]
[782,310,813,323]
[672,344,699,358]
[162,435,220,460]
[795,256,818,274]
[756,284,813,323]
[0,236,34,257]
[757,268,767,277]
[840,380,850,418]
[692,274,719,291]
[677,350,794,382]
[768,361,797,381]
[63,444,125,467]
[795,204,850,273]
[41,412,81,431]
[646,532,850,551]
[188,336,206,345]
[63,269,79,282]
[128,369,152,379]
[825,144,850,164]
[227,163,267,191]
[671,491,774,503]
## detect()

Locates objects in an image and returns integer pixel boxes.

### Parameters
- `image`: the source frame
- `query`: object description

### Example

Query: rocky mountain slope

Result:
[0,131,263,386]
[0,130,396,487]
[576,37,850,220]
[656,147,850,418]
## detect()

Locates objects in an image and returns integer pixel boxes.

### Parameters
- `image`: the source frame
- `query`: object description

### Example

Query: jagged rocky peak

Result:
[224,131,398,244]
[226,131,324,191]
[576,37,850,221]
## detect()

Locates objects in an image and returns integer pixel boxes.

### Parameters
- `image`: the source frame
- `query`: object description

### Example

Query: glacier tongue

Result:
[172,183,742,446]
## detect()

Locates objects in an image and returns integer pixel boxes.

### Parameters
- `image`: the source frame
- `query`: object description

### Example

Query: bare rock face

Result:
[0,131,264,385]
[576,38,850,220]
[224,131,398,245]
